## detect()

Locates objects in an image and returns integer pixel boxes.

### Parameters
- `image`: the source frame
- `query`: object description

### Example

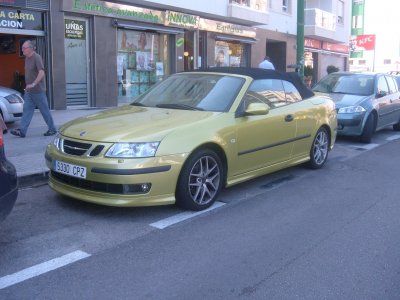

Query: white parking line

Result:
[0,250,91,290]
[386,134,400,141]
[150,201,226,229]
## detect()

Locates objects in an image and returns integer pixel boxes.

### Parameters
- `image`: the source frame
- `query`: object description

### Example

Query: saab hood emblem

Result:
[79,131,87,137]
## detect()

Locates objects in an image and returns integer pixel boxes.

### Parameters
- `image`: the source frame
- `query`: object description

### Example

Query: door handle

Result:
[285,114,294,122]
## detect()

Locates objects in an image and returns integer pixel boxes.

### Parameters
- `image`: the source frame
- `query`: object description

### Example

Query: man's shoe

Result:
[44,130,57,136]
[10,129,25,138]
[2,129,7,134]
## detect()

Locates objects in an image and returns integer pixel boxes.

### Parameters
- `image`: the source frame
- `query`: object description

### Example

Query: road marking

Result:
[0,250,91,290]
[386,134,400,141]
[150,201,226,229]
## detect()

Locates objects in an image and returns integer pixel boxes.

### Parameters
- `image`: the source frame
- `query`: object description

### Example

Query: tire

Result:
[308,127,329,169]
[176,149,223,211]
[393,120,400,131]
[360,113,375,143]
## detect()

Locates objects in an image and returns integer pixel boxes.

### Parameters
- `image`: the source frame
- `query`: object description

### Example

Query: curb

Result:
[18,171,49,189]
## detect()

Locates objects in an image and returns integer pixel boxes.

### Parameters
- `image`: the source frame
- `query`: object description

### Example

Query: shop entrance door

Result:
[64,18,91,106]
[266,41,286,72]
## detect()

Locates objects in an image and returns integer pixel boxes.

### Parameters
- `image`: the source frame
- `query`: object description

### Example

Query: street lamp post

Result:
[296,0,305,79]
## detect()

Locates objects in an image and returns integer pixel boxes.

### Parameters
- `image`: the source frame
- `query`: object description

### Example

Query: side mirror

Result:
[376,91,388,98]
[244,102,270,116]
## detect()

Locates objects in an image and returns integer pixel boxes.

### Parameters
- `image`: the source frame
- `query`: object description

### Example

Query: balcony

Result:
[227,0,269,26]
[305,8,337,42]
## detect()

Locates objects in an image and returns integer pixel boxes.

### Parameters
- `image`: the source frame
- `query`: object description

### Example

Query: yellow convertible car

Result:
[45,68,337,211]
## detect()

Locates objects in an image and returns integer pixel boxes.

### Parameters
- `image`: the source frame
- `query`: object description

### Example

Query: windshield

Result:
[313,74,374,96]
[131,74,245,112]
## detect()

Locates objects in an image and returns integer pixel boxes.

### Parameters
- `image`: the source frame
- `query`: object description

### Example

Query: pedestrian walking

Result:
[258,56,275,70]
[10,40,56,138]
[0,114,7,134]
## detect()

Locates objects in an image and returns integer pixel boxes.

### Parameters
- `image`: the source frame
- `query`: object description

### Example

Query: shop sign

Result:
[165,11,199,29]
[322,42,349,54]
[0,8,43,30]
[62,0,164,24]
[0,0,27,8]
[350,34,375,51]
[198,18,256,38]
[65,19,86,39]
[304,38,321,49]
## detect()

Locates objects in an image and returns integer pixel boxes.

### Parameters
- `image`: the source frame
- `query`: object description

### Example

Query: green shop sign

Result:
[165,11,199,29]
[63,0,164,24]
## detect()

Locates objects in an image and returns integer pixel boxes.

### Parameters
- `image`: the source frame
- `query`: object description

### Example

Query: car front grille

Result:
[62,139,92,156]
[51,171,150,195]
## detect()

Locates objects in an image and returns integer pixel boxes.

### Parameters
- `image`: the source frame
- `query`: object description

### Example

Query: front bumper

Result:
[45,144,189,207]
[0,102,23,123]
[336,112,365,136]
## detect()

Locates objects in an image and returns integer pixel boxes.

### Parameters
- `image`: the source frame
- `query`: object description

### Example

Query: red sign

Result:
[350,34,376,51]
[322,42,349,54]
[305,38,321,49]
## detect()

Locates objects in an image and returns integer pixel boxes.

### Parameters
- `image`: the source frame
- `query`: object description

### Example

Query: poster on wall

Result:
[136,51,152,71]
[214,45,229,67]
[229,56,241,67]
[65,19,86,40]
[118,30,157,53]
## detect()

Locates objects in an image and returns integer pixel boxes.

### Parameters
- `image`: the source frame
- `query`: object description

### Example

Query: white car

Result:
[0,86,24,123]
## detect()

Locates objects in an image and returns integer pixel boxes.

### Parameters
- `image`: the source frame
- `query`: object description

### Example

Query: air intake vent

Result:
[89,145,105,157]
[27,0,49,10]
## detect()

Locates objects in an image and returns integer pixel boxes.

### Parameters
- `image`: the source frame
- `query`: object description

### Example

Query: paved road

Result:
[1,129,400,299]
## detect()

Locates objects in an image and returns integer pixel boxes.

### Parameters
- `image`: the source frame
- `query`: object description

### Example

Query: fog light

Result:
[141,183,150,193]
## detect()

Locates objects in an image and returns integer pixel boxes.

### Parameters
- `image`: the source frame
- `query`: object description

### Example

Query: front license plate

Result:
[54,160,87,179]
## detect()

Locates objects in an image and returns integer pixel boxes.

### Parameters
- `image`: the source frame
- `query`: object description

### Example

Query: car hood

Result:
[0,87,19,98]
[60,105,219,143]
[314,92,371,108]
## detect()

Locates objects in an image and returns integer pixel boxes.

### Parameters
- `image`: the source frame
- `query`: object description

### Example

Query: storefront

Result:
[0,0,50,98]
[304,38,349,85]
[51,0,257,109]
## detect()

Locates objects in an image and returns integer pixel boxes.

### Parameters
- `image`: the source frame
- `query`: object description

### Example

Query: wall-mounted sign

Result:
[0,0,27,8]
[0,8,43,30]
[304,38,321,49]
[350,34,375,51]
[62,0,164,24]
[322,42,349,54]
[65,19,86,39]
[198,18,256,38]
[165,11,199,29]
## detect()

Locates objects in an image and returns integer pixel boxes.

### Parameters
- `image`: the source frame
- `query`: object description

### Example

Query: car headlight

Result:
[105,142,160,158]
[5,94,23,103]
[338,106,366,114]
[53,134,61,150]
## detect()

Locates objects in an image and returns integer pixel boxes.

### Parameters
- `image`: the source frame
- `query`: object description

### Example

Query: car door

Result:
[375,75,392,128]
[385,76,400,123]
[234,79,297,175]
[282,80,315,158]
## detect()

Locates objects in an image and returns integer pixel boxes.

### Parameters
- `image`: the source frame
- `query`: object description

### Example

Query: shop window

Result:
[117,30,170,104]
[214,40,247,68]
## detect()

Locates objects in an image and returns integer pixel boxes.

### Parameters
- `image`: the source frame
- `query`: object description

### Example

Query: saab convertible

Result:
[46,68,337,211]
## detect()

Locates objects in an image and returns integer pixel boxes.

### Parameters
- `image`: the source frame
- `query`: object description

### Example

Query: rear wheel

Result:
[393,119,400,131]
[360,113,375,143]
[176,149,223,211]
[308,127,329,169]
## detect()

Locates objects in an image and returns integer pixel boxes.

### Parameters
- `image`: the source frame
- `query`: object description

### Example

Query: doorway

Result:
[265,40,287,72]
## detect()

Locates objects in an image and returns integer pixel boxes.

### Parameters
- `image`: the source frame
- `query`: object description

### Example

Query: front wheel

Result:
[176,149,223,211]
[360,113,375,143]
[308,127,329,169]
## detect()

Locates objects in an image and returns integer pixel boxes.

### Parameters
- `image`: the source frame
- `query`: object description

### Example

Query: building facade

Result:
[304,0,351,83]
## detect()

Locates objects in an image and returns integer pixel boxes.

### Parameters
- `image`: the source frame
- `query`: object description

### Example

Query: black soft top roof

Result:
[191,67,315,99]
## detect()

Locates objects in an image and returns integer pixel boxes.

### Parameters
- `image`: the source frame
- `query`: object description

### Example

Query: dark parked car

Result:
[313,72,400,143]
[0,130,18,222]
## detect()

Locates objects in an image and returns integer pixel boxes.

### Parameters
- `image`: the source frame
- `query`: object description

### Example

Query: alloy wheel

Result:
[188,155,220,205]
[313,130,328,165]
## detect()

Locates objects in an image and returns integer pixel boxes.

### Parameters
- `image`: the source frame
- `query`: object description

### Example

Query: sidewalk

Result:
[3,108,105,186]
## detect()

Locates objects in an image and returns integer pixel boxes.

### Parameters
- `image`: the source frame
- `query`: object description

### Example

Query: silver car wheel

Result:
[313,130,328,165]
[188,155,220,205]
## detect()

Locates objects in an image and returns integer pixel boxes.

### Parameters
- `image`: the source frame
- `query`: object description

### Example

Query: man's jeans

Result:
[20,92,56,136]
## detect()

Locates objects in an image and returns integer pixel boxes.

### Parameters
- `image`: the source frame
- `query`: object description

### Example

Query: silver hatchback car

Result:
[0,86,24,123]
[313,72,400,143]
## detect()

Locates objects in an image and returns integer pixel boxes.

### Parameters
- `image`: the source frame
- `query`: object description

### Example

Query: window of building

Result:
[215,40,248,68]
[349,60,354,65]
[384,59,391,65]
[117,30,170,104]
[230,0,250,6]
[352,15,363,29]
[282,0,290,13]
[359,60,366,65]
[337,0,344,24]
[282,81,302,103]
